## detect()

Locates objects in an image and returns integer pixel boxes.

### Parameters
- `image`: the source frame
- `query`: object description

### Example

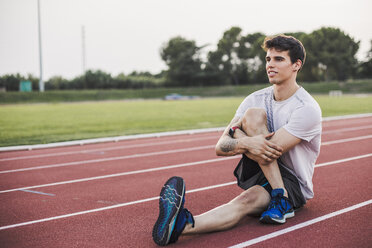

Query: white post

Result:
[82,25,86,74]
[37,0,44,92]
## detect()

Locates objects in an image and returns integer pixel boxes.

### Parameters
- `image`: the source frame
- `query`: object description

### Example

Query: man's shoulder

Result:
[292,88,322,120]
[249,86,273,97]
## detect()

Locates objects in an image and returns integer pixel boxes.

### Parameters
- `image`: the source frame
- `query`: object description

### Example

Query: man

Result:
[152,35,322,246]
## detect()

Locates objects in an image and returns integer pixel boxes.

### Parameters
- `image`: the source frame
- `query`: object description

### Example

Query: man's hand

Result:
[240,132,283,165]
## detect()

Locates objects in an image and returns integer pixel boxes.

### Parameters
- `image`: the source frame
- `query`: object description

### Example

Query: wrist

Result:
[229,126,240,138]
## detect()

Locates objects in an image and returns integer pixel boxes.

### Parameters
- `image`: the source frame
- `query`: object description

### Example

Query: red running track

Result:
[0,115,371,247]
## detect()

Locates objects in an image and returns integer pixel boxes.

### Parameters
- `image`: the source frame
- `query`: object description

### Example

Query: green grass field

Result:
[1,79,372,104]
[1,95,371,147]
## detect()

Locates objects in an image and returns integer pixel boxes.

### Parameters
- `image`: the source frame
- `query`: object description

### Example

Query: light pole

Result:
[82,25,86,74]
[37,0,44,92]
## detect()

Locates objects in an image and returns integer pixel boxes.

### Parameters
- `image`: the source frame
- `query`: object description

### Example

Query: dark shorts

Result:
[233,154,306,209]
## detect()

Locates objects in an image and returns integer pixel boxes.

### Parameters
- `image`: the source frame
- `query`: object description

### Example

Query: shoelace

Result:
[268,196,289,214]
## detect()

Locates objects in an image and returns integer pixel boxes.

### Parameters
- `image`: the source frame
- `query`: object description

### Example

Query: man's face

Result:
[265,48,298,85]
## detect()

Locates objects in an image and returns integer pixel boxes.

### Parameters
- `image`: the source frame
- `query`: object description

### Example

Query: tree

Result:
[305,27,359,81]
[160,36,203,86]
[206,27,247,85]
[357,40,372,78]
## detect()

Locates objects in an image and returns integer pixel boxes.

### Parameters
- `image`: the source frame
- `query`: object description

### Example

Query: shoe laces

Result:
[268,196,290,214]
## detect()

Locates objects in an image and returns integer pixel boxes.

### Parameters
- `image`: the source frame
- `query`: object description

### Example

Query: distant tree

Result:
[0,73,25,91]
[45,76,70,90]
[84,70,113,89]
[205,28,268,85]
[305,27,359,81]
[357,40,372,78]
[205,27,246,85]
[160,36,203,86]
[243,32,267,84]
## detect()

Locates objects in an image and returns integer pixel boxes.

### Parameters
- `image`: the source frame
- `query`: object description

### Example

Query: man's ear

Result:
[293,59,302,72]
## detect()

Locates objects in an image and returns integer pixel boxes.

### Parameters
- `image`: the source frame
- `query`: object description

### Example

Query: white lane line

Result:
[19,189,55,196]
[228,199,372,248]
[0,157,239,194]
[0,127,225,152]
[314,153,372,168]
[0,136,218,162]
[1,152,371,195]
[322,135,372,146]
[0,153,370,230]
[2,134,371,174]
[0,181,237,231]
[0,145,216,174]
[2,124,371,162]
[1,113,371,153]
[322,125,372,135]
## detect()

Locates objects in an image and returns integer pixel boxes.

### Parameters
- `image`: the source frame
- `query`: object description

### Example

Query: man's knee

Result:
[231,186,270,213]
[241,108,268,135]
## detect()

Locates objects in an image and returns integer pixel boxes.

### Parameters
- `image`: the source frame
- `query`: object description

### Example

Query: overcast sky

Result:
[0,0,371,80]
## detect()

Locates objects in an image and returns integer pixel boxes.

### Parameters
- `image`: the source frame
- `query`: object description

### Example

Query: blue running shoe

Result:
[152,176,194,246]
[260,188,294,224]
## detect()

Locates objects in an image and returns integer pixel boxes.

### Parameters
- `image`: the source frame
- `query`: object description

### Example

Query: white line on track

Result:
[321,134,372,145]
[1,153,371,195]
[1,134,371,174]
[322,125,372,135]
[2,123,371,162]
[228,199,372,248]
[1,113,371,153]
[0,156,239,193]
[0,153,370,231]
[0,181,237,231]
[0,145,216,174]
[0,136,218,162]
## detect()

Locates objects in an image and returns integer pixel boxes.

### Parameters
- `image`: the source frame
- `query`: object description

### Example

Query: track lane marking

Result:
[321,134,372,146]
[0,150,371,195]
[0,157,239,194]
[1,152,371,194]
[1,134,371,174]
[228,199,372,248]
[0,181,237,231]
[1,116,371,161]
[0,152,370,230]
[0,136,218,162]
[0,145,216,174]
[19,189,55,196]
[322,124,372,135]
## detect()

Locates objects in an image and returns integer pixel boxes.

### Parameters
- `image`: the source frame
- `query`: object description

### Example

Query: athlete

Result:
[152,34,322,246]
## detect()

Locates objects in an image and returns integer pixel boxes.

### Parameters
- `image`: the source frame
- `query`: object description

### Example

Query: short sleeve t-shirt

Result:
[235,86,322,200]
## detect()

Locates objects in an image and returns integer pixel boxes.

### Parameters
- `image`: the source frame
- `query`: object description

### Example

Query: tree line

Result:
[1,26,372,91]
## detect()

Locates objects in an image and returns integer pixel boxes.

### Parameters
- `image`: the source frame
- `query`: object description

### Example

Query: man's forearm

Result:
[216,135,241,156]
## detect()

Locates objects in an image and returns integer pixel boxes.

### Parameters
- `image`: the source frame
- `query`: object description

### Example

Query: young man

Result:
[152,35,322,246]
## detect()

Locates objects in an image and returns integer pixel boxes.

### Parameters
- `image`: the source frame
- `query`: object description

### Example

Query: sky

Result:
[0,0,371,80]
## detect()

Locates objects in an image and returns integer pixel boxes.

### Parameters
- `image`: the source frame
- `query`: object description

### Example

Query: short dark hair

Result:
[262,35,306,69]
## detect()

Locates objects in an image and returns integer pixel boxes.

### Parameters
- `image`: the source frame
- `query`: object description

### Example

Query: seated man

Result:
[152,34,322,246]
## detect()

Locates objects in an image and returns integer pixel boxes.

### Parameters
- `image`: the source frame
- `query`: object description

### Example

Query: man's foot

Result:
[260,188,294,224]
[152,176,194,246]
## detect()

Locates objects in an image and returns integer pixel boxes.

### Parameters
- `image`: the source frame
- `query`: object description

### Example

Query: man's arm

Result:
[215,116,246,156]
[216,117,301,164]
[215,116,285,159]
[241,128,302,165]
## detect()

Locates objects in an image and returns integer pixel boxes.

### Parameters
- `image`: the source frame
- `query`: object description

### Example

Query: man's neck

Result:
[273,81,300,101]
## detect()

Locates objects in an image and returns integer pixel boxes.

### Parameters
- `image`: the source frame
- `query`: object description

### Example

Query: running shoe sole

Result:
[152,176,185,246]
[260,211,295,224]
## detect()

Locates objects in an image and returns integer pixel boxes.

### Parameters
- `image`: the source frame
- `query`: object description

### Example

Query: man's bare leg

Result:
[182,185,270,235]
[181,108,288,236]
[239,108,288,197]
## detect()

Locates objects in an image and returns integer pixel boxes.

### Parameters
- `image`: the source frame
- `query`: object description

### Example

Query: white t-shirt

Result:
[235,86,322,200]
